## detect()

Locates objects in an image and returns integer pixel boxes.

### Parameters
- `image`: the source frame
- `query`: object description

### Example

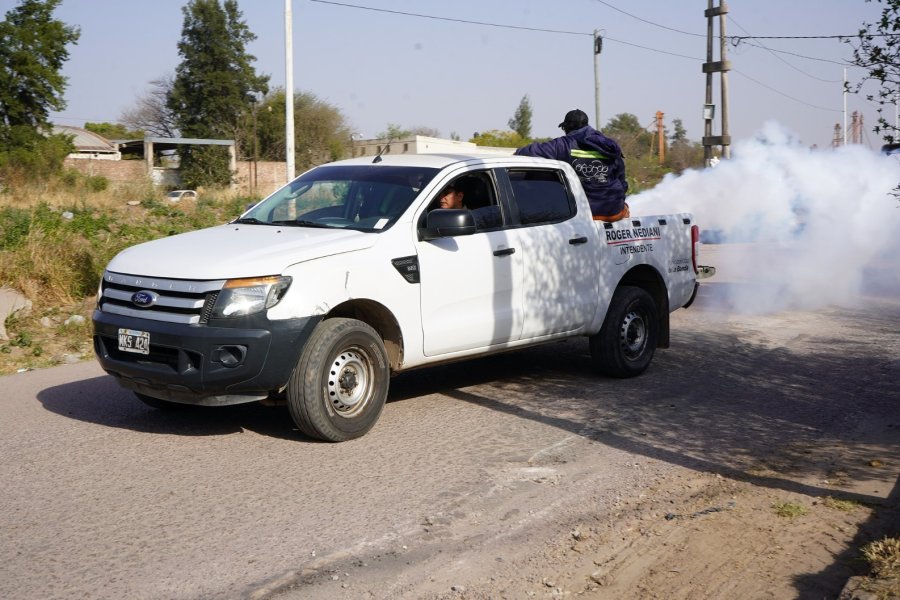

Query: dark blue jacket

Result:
[515,126,628,217]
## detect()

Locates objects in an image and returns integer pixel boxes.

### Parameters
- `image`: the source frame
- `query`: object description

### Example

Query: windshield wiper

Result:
[231,217,270,225]
[271,219,333,228]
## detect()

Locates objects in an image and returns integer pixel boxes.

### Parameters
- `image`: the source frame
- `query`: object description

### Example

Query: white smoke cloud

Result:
[631,121,900,313]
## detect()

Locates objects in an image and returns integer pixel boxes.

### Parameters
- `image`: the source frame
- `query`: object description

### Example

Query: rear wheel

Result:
[287,318,389,442]
[590,285,659,378]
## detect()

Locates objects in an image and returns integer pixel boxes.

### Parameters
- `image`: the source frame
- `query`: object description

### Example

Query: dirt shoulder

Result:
[273,459,898,600]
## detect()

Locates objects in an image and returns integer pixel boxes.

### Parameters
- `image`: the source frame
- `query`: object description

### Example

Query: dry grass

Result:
[823,496,860,512]
[772,501,808,519]
[863,537,900,579]
[0,180,254,374]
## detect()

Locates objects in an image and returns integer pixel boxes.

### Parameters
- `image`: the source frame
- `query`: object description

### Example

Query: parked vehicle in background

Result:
[165,190,198,202]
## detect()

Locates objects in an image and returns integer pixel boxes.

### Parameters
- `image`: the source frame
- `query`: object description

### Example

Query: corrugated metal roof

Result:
[52,125,117,153]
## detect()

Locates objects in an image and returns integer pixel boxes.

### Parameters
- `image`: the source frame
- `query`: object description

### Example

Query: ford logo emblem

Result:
[131,290,158,308]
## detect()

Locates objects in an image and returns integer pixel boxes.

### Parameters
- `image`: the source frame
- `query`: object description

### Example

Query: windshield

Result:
[239,165,439,231]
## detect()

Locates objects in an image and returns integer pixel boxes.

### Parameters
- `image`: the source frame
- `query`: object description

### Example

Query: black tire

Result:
[590,285,659,378]
[134,392,187,410]
[287,318,389,442]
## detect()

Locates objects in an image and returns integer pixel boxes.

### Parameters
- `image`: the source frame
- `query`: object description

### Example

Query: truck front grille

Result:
[98,271,226,325]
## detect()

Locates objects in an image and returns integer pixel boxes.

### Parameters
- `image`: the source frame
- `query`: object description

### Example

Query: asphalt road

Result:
[2,244,899,600]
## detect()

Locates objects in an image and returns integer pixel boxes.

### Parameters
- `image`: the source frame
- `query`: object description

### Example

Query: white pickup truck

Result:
[92,153,709,441]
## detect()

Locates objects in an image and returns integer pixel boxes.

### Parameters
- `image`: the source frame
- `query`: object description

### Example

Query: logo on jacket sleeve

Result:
[131,290,159,307]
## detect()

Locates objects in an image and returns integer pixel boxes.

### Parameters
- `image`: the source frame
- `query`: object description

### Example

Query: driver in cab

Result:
[434,182,465,210]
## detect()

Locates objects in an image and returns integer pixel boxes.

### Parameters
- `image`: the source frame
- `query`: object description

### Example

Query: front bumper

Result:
[92,310,322,405]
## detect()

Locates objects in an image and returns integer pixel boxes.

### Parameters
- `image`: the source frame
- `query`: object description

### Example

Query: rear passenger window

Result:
[507,169,575,225]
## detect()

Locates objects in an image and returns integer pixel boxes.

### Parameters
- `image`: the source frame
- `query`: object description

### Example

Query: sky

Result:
[8,0,891,150]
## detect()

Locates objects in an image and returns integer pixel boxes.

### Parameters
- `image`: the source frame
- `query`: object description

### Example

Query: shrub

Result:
[86,175,109,192]
[0,206,31,250]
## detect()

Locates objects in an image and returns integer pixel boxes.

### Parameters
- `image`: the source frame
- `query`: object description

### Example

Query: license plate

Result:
[118,328,150,355]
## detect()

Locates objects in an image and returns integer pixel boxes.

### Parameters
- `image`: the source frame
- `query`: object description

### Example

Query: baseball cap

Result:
[559,109,589,131]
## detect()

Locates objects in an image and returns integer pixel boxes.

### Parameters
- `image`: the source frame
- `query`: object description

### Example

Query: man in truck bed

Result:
[515,108,629,222]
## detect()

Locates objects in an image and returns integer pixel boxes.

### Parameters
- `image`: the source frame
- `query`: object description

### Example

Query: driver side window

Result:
[425,171,503,231]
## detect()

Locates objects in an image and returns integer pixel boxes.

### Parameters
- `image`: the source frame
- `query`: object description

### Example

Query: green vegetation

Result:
[772,501,808,519]
[375,123,440,140]
[168,0,269,188]
[823,496,860,512]
[470,129,528,148]
[848,0,900,143]
[0,185,251,374]
[0,189,246,305]
[0,0,80,183]
[254,89,352,171]
[508,95,533,140]
[83,121,143,140]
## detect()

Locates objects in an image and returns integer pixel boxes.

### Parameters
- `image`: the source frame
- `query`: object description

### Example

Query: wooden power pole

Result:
[703,0,731,165]
[656,111,665,163]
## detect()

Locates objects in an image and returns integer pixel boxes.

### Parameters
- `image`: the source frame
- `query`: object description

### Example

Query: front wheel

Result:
[590,286,659,378]
[287,318,389,442]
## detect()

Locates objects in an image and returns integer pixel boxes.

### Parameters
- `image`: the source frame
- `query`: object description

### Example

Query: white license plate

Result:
[118,328,150,355]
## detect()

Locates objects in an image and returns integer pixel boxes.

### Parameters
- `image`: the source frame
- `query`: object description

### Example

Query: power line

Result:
[728,15,842,83]
[733,33,900,40]
[308,0,588,36]
[731,40,849,66]
[731,69,840,112]
[588,0,704,37]
[587,0,873,66]
[310,0,702,62]
[310,0,852,112]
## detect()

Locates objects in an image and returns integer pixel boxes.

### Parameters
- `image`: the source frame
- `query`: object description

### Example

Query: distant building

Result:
[352,135,515,158]
[53,125,121,160]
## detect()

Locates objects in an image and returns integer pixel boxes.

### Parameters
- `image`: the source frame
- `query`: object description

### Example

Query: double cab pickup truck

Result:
[92,153,709,441]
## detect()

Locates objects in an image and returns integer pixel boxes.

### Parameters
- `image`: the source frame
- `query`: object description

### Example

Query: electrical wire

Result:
[587,0,866,67]
[728,15,842,83]
[309,0,858,114]
[734,33,900,40]
[731,41,850,66]
[308,0,588,36]
[731,69,840,112]
[309,0,703,61]
[588,0,704,37]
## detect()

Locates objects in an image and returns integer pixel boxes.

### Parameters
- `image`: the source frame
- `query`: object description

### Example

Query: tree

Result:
[120,75,179,138]
[662,117,703,172]
[374,124,441,139]
[848,0,900,142]
[670,118,688,146]
[84,122,143,140]
[253,89,351,171]
[469,130,526,148]
[508,95,533,140]
[603,113,652,159]
[0,0,79,181]
[168,0,269,187]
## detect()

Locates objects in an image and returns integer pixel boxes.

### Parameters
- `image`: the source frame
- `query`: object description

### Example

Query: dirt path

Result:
[2,245,898,600]
[272,245,900,600]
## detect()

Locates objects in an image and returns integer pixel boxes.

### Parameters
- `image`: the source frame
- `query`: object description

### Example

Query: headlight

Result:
[211,276,292,319]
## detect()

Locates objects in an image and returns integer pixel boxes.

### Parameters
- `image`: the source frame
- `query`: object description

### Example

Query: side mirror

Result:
[419,209,477,241]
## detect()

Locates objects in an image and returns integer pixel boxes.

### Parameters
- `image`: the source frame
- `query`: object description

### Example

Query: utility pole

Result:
[656,111,665,163]
[843,68,848,146]
[593,31,602,128]
[702,0,731,166]
[285,0,295,182]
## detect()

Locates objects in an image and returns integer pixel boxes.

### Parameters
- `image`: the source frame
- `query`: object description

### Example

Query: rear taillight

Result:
[691,225,700,274]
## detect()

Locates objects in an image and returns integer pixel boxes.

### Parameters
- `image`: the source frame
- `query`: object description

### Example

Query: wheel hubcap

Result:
[327,348,371,417]
[619,310,647,359]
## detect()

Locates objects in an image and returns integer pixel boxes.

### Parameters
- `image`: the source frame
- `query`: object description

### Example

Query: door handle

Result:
[569,236,588,245]
[493,247,516,256]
